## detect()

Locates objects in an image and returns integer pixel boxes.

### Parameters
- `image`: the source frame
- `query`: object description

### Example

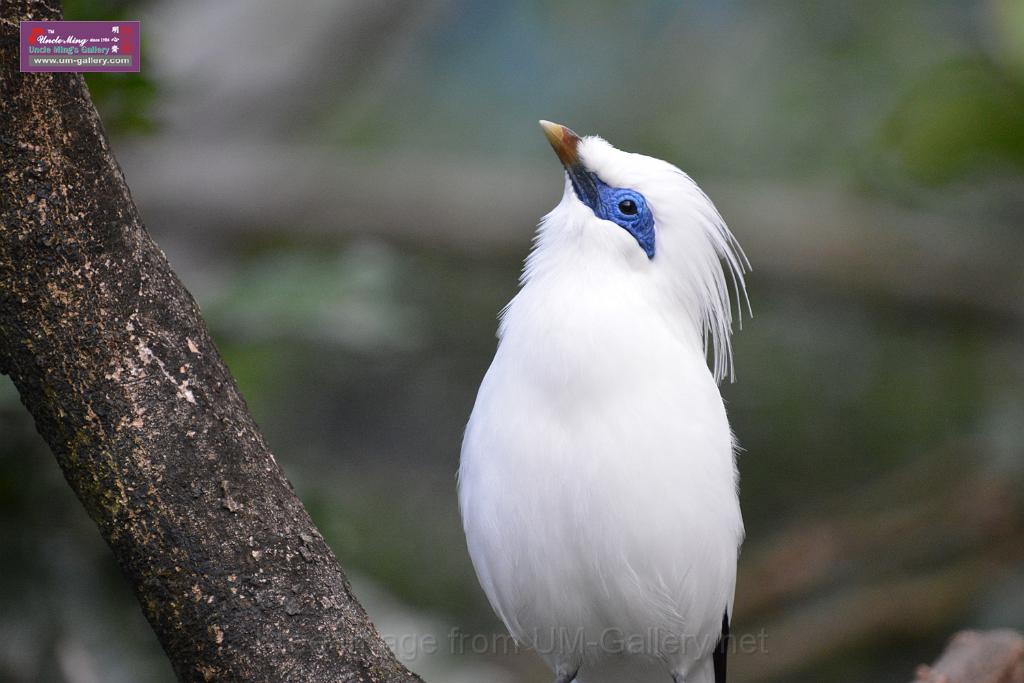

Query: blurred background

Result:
[2,0,1024,681]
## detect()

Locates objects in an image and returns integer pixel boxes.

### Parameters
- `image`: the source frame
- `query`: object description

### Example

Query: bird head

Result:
[531,121,749,382]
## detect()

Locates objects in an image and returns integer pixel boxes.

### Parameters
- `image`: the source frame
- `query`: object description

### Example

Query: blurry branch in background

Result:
[911,630,1024,683]
[732,444,1024,682]
[119,141,1024,320]
[0,2,422,682]
[142,0,449,140]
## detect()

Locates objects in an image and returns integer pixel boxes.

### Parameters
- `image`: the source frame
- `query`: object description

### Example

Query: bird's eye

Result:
[618,199,638,215]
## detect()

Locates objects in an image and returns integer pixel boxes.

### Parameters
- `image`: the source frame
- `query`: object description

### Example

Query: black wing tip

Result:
[713,610,730,683]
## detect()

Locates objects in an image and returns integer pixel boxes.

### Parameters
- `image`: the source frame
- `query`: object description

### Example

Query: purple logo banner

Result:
[20,20,140,73]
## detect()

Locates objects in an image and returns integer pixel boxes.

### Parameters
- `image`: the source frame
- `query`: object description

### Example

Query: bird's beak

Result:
[539,120,600,209]
[539,120,581,167]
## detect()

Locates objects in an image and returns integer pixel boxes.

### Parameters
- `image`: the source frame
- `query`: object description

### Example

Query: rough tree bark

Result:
[0,2,423,681]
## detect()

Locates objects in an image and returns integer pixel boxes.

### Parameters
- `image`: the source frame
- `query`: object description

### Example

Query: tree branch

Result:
[0,2,422,681]
[912,630,1024,683]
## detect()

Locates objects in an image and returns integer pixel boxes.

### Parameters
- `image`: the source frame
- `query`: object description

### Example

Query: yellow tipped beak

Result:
[539,120,581,168]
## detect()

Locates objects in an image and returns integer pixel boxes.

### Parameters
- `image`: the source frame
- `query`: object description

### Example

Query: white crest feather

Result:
[682,174,750,383]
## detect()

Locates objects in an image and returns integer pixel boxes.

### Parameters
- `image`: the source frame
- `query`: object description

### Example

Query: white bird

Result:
[459,121,749,683]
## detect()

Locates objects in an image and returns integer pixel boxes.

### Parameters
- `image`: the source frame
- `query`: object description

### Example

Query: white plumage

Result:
[459,123,748,683]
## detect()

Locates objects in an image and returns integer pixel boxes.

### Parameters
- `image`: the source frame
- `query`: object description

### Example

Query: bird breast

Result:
[459,275,742,669]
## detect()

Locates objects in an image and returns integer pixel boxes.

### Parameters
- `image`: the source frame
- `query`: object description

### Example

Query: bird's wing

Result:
[713,610,730,683]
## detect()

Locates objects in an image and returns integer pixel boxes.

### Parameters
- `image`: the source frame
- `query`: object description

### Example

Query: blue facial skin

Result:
[566,165,656,259]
